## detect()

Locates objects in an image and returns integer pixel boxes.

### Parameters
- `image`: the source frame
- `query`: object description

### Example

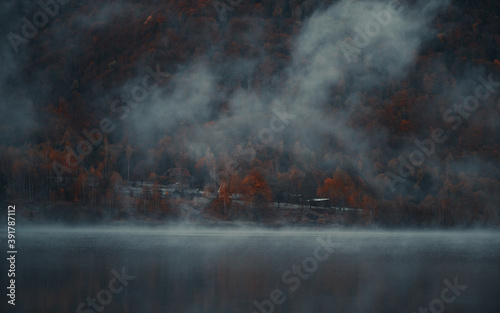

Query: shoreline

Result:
[3,198,498,230]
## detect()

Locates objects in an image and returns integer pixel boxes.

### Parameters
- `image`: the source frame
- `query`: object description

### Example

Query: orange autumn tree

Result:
[317,167,355,207]
[239,170,272,209]
[209,175,233,218]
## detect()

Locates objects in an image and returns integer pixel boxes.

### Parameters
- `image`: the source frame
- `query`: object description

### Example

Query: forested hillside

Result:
[1,0,499,226]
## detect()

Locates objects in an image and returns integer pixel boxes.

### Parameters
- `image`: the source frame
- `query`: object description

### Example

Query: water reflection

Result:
[13,228,500,313]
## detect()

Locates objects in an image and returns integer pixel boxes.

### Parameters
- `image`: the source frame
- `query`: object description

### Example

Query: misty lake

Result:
[11,227,500,313]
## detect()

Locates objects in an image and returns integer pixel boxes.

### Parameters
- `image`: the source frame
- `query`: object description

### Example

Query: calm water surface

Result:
[8,227,500,313]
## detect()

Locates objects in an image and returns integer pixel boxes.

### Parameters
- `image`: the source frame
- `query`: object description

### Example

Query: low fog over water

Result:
[7,227,500,313]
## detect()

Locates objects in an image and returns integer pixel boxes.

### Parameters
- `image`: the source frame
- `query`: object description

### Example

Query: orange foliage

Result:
[239,171,272,207]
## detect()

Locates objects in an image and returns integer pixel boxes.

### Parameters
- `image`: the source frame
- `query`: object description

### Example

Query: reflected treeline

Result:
[13,230,500,313]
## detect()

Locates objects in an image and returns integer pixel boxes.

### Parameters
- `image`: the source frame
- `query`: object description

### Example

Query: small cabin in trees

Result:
[166,168,192,187]
[307,198,331,208]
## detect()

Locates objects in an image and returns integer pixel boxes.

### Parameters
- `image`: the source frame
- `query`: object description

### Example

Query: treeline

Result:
[1,0,500,226]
